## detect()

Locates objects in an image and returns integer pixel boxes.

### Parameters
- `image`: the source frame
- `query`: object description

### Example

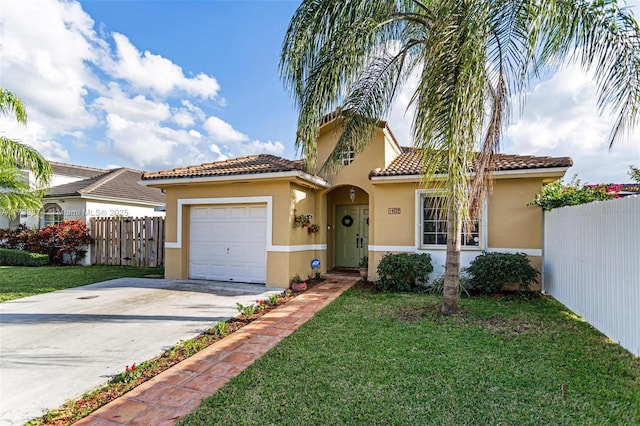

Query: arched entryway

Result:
[326,185,369,269]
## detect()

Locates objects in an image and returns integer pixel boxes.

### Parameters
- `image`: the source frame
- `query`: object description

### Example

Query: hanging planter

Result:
[293,214,311,228]
[293,213,319,235]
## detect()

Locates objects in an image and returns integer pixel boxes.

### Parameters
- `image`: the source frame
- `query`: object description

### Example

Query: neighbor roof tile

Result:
[46,168,165,205]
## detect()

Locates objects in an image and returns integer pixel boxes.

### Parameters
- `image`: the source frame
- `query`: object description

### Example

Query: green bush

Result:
[0,248,49,266]
[465,252,539,293]
[374,253,433,292]
[529,176,618,210]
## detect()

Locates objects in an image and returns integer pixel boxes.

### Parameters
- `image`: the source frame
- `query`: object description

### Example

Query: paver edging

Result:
[77,278,356,425]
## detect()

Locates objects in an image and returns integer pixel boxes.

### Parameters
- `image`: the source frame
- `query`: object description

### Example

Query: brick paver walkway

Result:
[74,276,356,426]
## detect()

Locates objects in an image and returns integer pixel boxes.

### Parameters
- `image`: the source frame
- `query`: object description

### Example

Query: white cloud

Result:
[203,116,249,143]
[173,111,195,127]
[103,113,207,169]
[505,64,640,183]
[241,140,286,156]
[209,144,229,161]
[103,33,221,99]
[94,84,171,122]
[0,0,102,133]
[0,118,71,162]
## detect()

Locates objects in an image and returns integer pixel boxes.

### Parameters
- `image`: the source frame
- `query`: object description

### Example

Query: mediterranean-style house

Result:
[141,117,572,288]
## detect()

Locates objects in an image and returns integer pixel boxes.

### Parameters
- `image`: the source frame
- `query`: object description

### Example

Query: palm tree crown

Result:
[280,0,640,314]
[0,88,52,217]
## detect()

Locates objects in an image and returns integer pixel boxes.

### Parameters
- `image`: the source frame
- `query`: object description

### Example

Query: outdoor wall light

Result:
[349,187,356,203]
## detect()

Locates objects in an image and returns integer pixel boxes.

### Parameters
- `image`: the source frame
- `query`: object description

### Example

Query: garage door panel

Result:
[189,204,267,283]
[248,245,266,258]
[190,207,209,222]
[230,207,248,218]
[247,223,267,241]
[250,206,266,218]
[209,225,229,240]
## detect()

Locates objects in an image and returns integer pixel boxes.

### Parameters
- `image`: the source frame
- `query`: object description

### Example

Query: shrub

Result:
[53,220,93,264]
[529,175,619,210]
[374,252,433,292]
[0,248,49,266]
[0,224,34,250]
[0,220,92,264]
[465,252,539,293]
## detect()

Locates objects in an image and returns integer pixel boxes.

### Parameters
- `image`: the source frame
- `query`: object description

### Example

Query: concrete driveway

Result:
[0,278,284,426]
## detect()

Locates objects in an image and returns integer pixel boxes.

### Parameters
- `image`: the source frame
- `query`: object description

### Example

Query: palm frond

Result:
[0,88,27,124]
[0,137,52,186]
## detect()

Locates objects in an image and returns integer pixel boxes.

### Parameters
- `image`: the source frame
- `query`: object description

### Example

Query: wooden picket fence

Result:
[90,217,165,267]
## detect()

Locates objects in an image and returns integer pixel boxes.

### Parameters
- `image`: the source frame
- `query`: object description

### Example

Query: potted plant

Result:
[358,256,368,278]
[290,274,307,292]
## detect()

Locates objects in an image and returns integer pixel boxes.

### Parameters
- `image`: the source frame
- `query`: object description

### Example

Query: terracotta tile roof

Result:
[141,149,572,183]
[370,148,573,177]
[50,161,105,179]
[46,168,165,205]
[141,154,305,181]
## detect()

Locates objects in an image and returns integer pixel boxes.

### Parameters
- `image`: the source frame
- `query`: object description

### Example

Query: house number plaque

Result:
[388,208,401,214]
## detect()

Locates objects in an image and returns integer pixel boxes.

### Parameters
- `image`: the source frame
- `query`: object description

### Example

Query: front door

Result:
[335,204,369,267]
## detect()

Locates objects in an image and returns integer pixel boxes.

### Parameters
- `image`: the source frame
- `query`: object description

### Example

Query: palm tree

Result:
[0,88,52,218]
[280,0,640,314]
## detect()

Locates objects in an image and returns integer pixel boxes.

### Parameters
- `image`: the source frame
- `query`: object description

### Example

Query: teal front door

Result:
[335,205,369,267]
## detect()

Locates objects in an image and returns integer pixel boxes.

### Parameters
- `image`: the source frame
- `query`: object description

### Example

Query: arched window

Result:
[43,203,63,226]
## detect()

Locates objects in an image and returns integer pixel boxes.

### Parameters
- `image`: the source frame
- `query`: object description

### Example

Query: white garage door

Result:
[189,205,267,283]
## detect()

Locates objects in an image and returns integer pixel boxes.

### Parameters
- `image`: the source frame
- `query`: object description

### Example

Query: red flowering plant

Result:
[0,219,93,264]
[112,363,142,384]
[586,183,623,198]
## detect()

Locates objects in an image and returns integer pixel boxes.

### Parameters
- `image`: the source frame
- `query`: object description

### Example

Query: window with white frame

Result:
[340,146,355,166]
[422,196,480,247]
[43,203,63,226]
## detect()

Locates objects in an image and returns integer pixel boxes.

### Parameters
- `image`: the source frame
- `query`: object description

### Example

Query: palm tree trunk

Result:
[442,203,461,315]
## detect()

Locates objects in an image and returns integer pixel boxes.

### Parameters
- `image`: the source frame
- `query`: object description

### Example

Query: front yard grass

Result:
[0,265,164,302]
[180,288,640,425]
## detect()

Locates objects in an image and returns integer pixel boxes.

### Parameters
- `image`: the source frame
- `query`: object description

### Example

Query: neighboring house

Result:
[618,184,640,197]
[0,162,105,229]
[141,117,572,288]
[43,168,166,226]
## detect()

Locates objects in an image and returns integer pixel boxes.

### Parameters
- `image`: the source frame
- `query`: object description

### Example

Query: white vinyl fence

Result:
[543,195,639,356]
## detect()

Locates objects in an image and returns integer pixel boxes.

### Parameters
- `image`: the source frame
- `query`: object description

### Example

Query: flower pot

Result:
[291,281,307,292]
[359,268,368,278]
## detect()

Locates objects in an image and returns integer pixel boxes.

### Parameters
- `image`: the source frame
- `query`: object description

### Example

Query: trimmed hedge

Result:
[0,248,49,266]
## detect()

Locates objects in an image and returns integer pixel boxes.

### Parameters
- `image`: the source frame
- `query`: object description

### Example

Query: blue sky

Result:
[1,0,639,184]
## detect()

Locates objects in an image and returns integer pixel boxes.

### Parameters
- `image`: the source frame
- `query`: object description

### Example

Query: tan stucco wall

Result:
[488,178,545,249]
[157,179,326,287]
[316,124,403,269]
[368,175,560,285]
[370,182,418,246]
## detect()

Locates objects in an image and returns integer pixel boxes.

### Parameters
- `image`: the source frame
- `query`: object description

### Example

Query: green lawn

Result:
[179,288,640,425]
[0,265,164,302]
